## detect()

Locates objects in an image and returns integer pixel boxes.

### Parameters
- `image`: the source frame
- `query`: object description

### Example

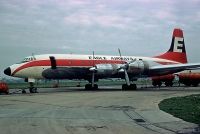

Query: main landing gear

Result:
[22,89,26,94]
[122,84,137,90]
[85,84,98,90]
[121,67,137,90]
[86,64,99,90]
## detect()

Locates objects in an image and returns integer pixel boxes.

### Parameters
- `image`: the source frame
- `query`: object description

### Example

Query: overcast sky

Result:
[1,0,200,78]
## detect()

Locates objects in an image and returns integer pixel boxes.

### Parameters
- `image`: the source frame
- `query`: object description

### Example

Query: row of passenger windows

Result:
[18,57,122,64]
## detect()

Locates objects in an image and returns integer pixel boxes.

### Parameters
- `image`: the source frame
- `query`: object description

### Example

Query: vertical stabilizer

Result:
[154,28,187,63]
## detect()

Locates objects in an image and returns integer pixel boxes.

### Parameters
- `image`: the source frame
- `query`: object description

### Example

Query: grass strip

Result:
[159,94,200,124]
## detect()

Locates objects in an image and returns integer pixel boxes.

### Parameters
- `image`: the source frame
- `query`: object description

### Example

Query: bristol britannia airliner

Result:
[4,28,200,93]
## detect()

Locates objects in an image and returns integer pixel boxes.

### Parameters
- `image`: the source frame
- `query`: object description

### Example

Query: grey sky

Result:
[1,0,200,78]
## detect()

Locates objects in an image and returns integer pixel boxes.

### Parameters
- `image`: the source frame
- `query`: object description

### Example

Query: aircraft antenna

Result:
[118,48,122,63]
[92,51,95,87]
[92,51,95,66]
[32,53,36,60]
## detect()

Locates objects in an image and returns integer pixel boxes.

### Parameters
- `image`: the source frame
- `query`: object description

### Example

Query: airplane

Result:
[4,28,200,93]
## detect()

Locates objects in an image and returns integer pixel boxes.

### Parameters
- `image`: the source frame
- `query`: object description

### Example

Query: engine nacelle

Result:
[95,64,120,76]
[128,60,149,75]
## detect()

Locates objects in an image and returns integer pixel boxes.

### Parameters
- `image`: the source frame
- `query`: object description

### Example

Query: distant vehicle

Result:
[0,82,9,94]
[152,70,200,87]
[4,28,200,93]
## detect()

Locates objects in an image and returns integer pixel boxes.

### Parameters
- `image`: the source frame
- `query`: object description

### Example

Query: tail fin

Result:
[154,28,188,63]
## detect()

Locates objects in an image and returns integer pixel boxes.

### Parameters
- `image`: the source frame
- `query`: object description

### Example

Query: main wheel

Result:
[157,81,162,87]
[164,81,173,87]
[85,84,98,90]
[29,87,38,93]
[183,82,191,86]
[122,84,128,90]
[33,88,38,93]
[192,82,199,87]
[152,81,162,87]
[29,88,34,93]
[152,81,157,87]
[22,89,26,94]
[94,84,98,90]
[85,84,92,90]
[130,84,137,90]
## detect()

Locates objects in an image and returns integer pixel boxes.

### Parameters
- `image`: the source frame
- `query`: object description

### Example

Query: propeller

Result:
[117,48,137,86]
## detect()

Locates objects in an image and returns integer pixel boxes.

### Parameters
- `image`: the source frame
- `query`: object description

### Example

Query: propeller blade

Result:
[91,71,95,87]
[124,69,130,86]
[117,49,136,87]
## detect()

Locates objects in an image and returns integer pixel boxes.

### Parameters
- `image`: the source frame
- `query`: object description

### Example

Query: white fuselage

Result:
[7,54,178,80]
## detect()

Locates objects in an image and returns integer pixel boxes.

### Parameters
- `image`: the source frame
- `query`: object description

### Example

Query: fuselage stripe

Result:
[12,58,178,76]
[12,59,124,75]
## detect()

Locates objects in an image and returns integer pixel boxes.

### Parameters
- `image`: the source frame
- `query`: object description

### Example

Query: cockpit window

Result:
[18,56,36,63]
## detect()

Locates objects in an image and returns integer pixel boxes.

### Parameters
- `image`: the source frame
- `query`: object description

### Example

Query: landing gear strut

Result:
[29,82,38,93]
[87,61,99,90]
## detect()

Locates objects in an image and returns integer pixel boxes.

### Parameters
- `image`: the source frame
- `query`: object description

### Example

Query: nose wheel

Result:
[29,82,38,93]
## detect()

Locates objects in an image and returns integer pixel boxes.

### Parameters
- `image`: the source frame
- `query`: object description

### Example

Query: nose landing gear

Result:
[29,82,38,93]
[21,82,38,94]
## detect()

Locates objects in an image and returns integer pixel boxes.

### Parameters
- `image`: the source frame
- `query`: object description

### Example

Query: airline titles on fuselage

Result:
[88,56,135,61]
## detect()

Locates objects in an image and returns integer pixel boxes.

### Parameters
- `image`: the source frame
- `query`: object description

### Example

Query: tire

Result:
[122,84,128,90]
[122,84,137,90]
[152,81,157,87]
[192,82,199,87]
[85,84,92,90]
[183,82,191,86]
[157,81,162,87]
[152,81,162,87]
[29,88,34,93]
[130,84,137,90]
[165,81,173,87]
[29,87,37,93]
[22,90,26,94]
[94,84,98,90]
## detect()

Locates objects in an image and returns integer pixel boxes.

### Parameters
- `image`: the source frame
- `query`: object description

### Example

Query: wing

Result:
[149,63,200,76]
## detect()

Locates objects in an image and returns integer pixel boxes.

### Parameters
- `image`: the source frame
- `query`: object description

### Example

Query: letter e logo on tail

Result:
[154,28,187,63]
[173,37,184,53]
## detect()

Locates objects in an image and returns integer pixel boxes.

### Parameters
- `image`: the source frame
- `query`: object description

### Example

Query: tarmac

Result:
[0,86,200,134]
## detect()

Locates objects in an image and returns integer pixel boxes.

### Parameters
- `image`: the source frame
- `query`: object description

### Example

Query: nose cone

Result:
[4,67,11,76]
